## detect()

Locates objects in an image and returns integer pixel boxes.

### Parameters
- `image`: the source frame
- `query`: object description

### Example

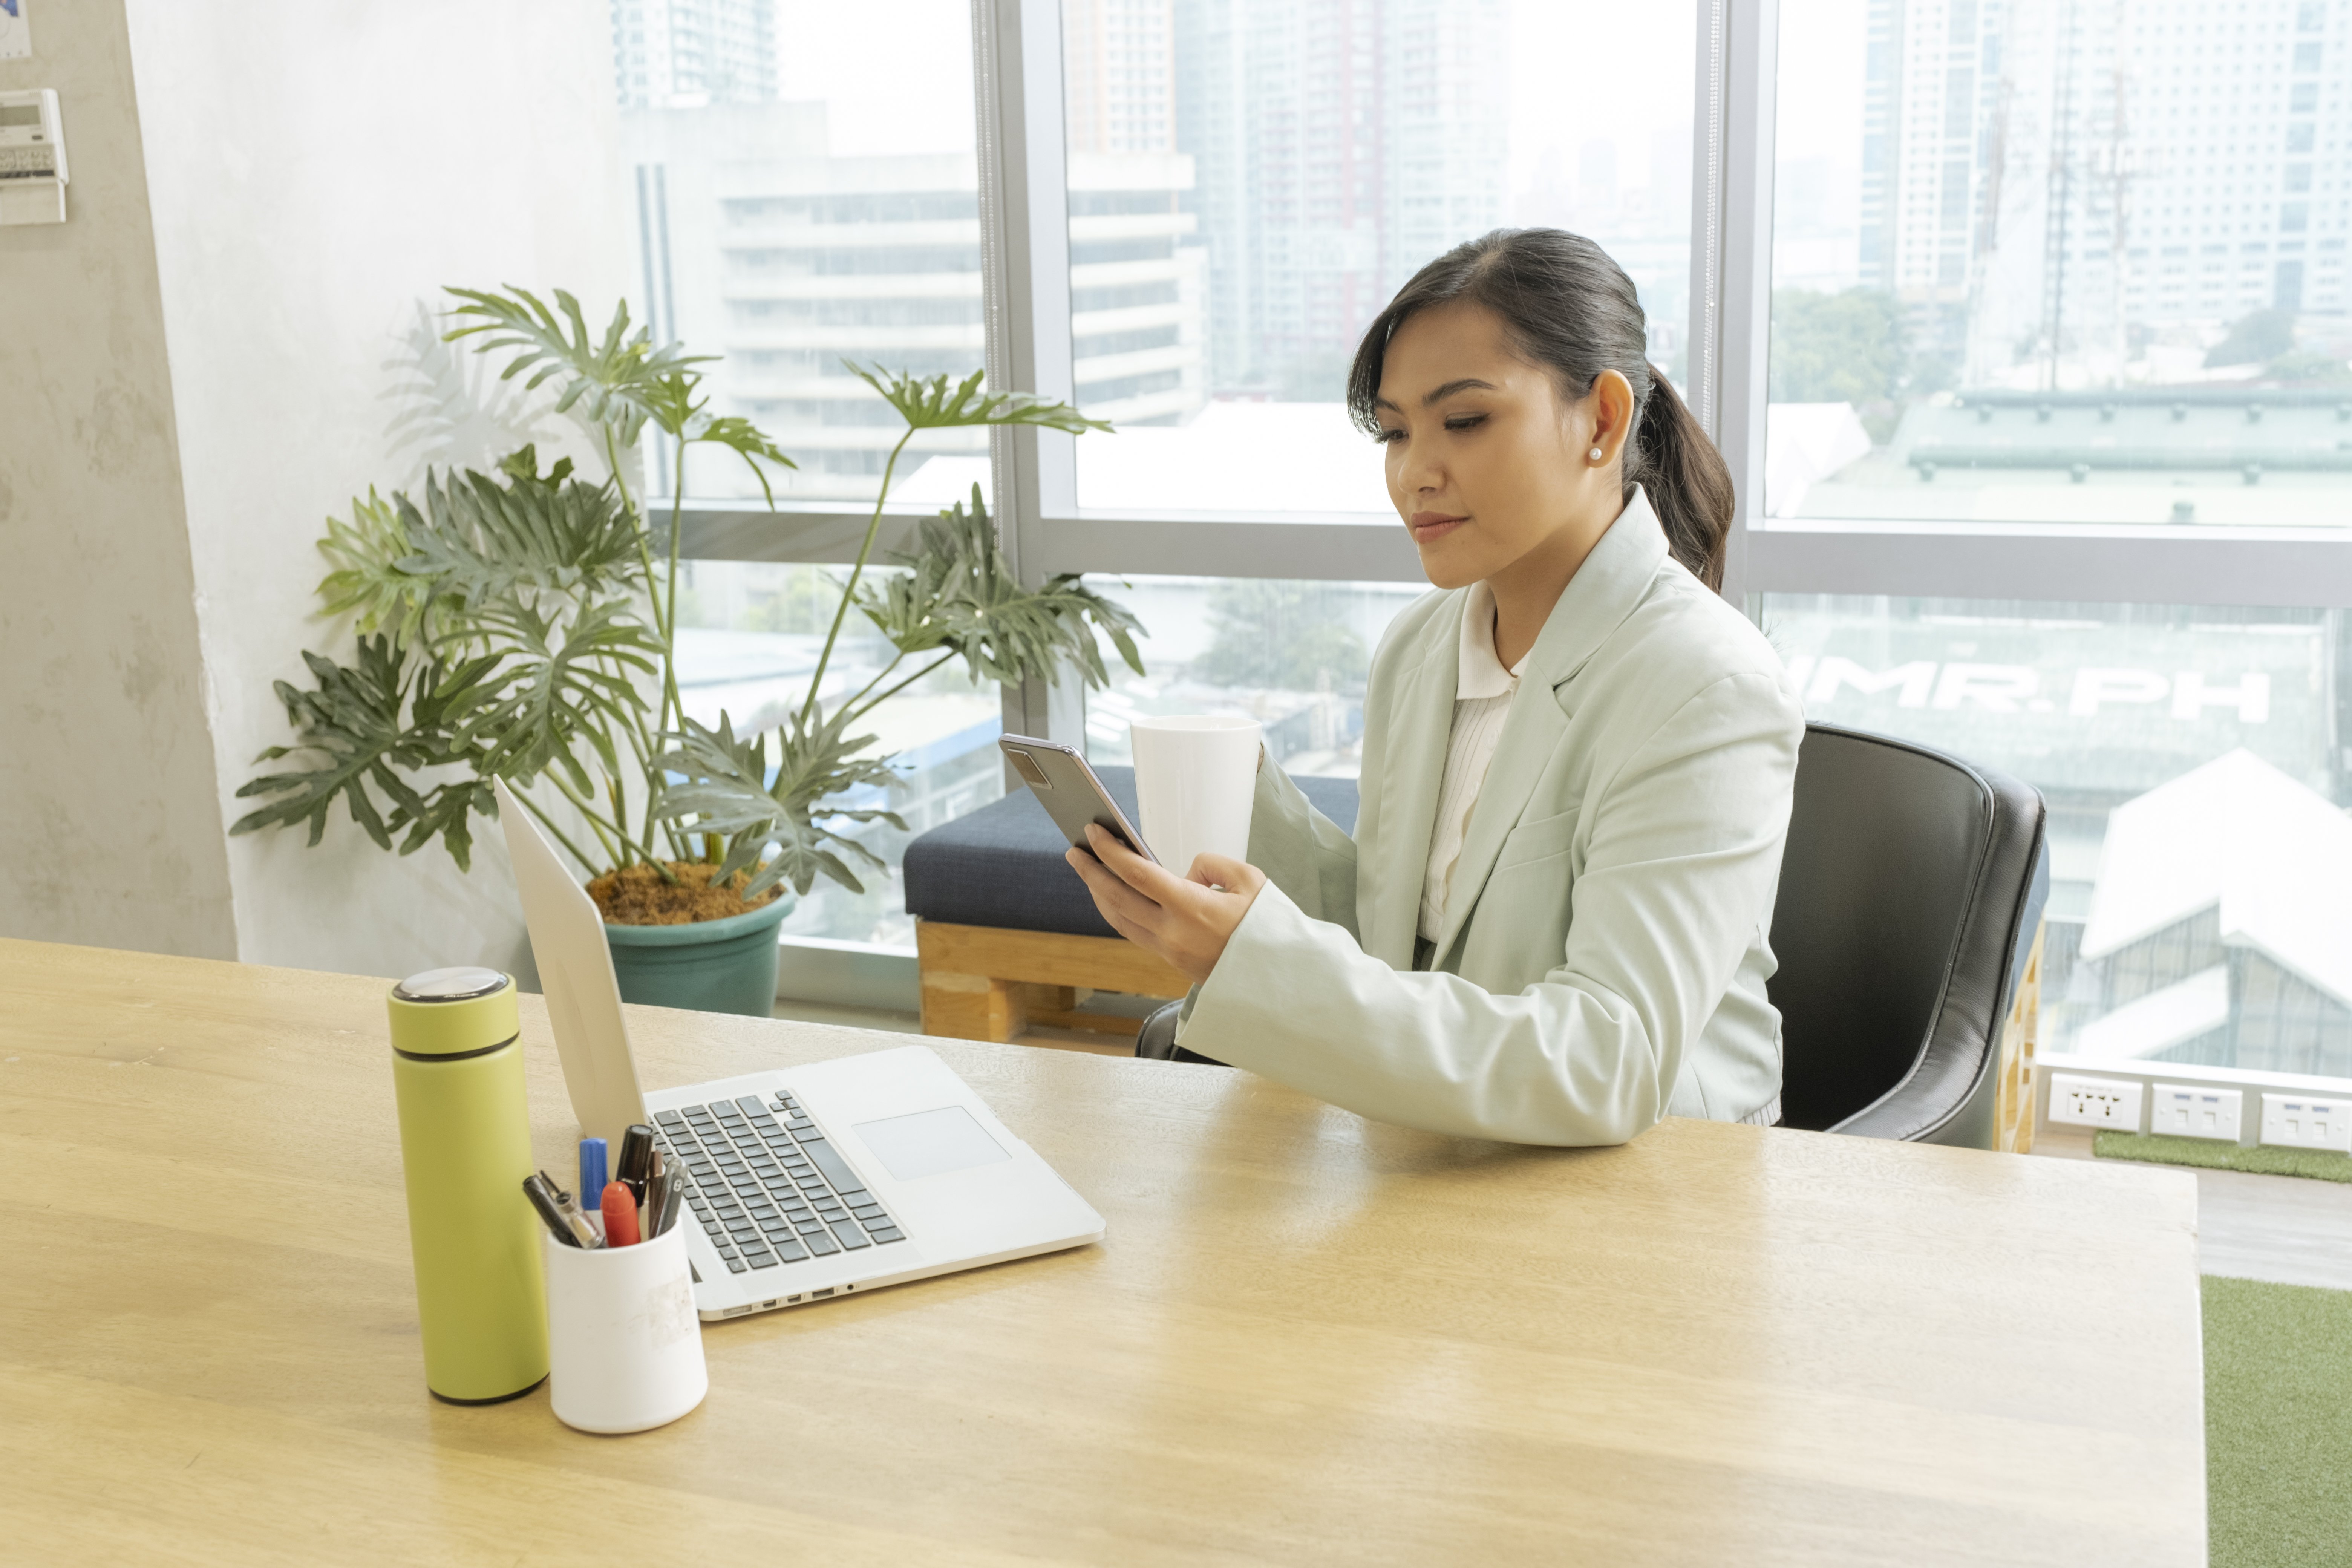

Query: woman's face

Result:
[1373,300,1626,591]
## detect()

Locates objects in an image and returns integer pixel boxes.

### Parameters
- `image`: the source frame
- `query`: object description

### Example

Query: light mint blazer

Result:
[1178,490,1805,1145]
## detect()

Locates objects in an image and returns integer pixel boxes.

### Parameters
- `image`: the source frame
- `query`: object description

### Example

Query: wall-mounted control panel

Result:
[0,89,67,225]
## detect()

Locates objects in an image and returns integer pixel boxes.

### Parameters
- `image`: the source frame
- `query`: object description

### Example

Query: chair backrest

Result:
[1769,723,2047,1146]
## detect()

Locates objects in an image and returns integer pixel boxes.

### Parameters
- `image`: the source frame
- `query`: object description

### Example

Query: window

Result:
[622,0,990,507]
[1769,0,2352,529]
[675,561,1007,946]
[639,0,2352,1107]
[1763,594,2352,1076]
[1079,576,1424,777]
[1761,0,2352,1099]
[1058,0,1696,513]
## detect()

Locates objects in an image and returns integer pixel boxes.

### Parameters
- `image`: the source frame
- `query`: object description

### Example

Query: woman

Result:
[1066,228,1804,1145]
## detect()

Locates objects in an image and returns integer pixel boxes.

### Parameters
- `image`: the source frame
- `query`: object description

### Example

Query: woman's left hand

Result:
[1064,824,1267,985]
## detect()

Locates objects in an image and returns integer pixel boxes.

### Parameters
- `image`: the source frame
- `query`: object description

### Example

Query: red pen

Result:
[601,1180,641,1247]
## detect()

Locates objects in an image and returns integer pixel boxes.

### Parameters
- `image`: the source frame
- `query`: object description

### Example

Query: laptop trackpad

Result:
[853,1105,1012,1182]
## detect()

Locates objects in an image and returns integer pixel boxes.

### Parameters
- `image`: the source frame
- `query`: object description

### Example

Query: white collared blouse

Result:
[1416,579,1527,945]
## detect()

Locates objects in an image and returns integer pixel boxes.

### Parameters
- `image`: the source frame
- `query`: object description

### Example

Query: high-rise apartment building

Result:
[2115,0,2352,326]
[1385,0,1510,306]
[1169,0,1507,396]
[1862,0,2352,388]
[1858,0,2009,299]
[1066,0,1178,153]
[1856,0,2012,370]
[611,0,778,109]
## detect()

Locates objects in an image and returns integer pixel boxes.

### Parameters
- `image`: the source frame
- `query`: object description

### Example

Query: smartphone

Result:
[1000,735,1160,866]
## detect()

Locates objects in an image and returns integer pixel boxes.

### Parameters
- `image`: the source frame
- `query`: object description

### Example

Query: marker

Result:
[601,1180,641,1247]
[579,1138,608,1207]
[617,1123,656,1204]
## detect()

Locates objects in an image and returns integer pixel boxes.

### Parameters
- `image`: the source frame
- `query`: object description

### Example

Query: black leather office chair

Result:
[1769,723,2046,1146]
[1139,722,2048,1150]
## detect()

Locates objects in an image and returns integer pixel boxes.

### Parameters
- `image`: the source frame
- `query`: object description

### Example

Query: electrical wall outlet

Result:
[2150,1084,2244,1142]
[2049,1073,2145,1132]
[2260,1094,2352,1153]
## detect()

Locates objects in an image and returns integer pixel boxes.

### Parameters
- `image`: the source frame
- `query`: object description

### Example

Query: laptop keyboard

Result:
[653,1092,907,1274]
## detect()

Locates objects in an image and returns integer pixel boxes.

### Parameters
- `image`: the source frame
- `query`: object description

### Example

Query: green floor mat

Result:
[2206,1276,2352,1567]
[2096,1130,2352,1183]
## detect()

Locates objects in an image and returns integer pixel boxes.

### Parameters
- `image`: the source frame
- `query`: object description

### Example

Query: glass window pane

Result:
[1061,0,1695,512]
[1081,575,1427,775]
[1760,593,2352,1083]
[1769,0,2352,528]
[675,562,1007,948]
[620,0,990,507]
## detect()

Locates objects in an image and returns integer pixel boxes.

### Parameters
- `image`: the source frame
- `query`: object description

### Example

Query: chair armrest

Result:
[1135,999,1228,1066]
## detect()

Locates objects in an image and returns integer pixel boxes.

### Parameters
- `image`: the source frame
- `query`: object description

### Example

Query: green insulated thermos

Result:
[387,967,549,1403]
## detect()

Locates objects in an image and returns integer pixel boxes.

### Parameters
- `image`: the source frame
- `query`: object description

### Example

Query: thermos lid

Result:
[388,968,520,1057]
[394,967,509,1001]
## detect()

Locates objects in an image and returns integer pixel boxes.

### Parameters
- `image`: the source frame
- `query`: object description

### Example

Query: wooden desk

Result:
[0,940,2205,1565]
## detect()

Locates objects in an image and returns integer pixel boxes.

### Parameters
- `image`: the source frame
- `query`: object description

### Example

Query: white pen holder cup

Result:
[543,1223,707,1435]
[1127,714,1262,880]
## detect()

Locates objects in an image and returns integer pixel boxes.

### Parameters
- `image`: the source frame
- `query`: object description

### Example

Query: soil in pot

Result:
[587,861,780,926]
[591,862,795,1018]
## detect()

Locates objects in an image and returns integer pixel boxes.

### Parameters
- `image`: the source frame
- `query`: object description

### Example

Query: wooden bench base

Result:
[916,920,1191,1043]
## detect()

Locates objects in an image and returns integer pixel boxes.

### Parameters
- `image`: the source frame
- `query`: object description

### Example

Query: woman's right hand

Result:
[1065,824,1267,985]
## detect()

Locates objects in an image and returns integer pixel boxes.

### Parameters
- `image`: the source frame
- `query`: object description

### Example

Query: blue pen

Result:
[578,1138,608,1209]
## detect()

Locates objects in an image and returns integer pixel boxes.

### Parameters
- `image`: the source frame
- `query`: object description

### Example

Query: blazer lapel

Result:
[1427,490,1674,964]
[1357,596,1463,969]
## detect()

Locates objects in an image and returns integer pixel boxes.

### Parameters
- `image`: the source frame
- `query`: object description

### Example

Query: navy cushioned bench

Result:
[903,764,1360,1041]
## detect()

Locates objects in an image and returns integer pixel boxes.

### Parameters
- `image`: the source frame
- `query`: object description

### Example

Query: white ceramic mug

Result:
[543,1222,708,1434]
[1127,715,1263,879]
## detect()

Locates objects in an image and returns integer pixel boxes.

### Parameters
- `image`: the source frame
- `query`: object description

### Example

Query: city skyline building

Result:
[611,0,778,109]
[1065,0,1179,153]
[1857,0,2352,392]
[1856,0,2013,375]
[1166,0,1510,398]
[2111,0,2352,329]
[622,101,1204,499]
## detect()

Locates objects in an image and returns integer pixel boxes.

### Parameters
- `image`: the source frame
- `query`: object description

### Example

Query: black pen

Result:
[617,1122,656,1205]
[523,1172,585,1248]
[654,1174,683,1239]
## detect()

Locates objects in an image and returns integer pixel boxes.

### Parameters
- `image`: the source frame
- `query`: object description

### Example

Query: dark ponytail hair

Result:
[1345,228,1736,592]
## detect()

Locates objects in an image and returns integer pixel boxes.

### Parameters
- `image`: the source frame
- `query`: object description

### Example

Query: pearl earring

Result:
[1588,446,1604,462]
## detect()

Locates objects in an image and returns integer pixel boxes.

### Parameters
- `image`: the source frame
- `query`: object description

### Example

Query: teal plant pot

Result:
[603,894,794,1018]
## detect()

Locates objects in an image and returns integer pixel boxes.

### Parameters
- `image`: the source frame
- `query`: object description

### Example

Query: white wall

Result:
[0,2,238,958]
[121,0,630,980]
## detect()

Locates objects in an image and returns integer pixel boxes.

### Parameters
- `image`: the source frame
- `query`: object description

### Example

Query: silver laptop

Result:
[496,781,1105,1321]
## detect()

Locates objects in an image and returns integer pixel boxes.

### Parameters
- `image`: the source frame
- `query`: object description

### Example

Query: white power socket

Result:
[2260,1093,2352,1153]
[2049,1073,2145,1132]
[2150,1084,2244,1142]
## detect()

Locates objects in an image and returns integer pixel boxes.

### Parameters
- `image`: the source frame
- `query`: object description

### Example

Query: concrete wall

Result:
[0,3,238,958]
[1,0,628,980]
[124,1,629,983]
[125,0,627,982]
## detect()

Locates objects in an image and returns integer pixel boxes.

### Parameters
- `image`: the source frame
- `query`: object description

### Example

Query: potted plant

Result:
[234,286,1142,1014]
